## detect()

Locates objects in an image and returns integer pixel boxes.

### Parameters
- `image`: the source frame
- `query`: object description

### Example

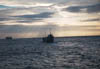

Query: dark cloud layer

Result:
[12,12,54,23]
[64,3,100,13]
[14,12,54,18]
[0,24,58,33]
[0,18,8,21]
[82,18,100,22]
[1,25,100,33]
[0,11,54,23]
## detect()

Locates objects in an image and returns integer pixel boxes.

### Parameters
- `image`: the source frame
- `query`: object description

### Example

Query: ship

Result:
[42,33,54,43]
[5,37,13,40]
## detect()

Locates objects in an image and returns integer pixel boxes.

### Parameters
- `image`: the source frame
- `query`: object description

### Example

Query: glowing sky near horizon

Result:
[0,0,100,38]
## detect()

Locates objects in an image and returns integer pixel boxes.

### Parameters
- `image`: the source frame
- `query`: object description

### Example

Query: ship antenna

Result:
[45,31,46,37]
[49,28,52,34]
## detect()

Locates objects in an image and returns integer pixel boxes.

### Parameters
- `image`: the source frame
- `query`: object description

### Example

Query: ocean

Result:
[0,36,100,69]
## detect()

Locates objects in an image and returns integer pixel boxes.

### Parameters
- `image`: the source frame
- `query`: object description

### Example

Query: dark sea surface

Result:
[0,36,100,69]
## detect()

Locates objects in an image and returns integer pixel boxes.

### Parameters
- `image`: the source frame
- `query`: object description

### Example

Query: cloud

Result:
[0,0,66,5]
[0,24,58,33]
[13,12,54,18]
[0,5,11,8]
[0,17,9,21]
[12,12,54,23]
[63,3,100,13]
[0,5,55,24]
[64,6,82,13]
[0,0,100,38]
[0,0,99,6]
[82,18,100,22]
[0,11,54,24]
[87,3,100,13]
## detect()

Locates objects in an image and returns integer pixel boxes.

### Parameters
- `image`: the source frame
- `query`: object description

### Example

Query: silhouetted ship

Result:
[42,34,54,43]
[5,37,13,40]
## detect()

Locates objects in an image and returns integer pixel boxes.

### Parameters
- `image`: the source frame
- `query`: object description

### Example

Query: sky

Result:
[0,0,100,38]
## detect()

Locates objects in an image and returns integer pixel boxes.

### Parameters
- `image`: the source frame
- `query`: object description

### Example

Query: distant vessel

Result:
[5,37,13,40]
[42,34,54,43]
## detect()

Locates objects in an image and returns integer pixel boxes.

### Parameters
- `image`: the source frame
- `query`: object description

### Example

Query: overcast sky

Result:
[0,0,100,38]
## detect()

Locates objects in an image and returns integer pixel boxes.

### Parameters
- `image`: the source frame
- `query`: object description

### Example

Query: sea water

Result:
[0,36,100,69]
